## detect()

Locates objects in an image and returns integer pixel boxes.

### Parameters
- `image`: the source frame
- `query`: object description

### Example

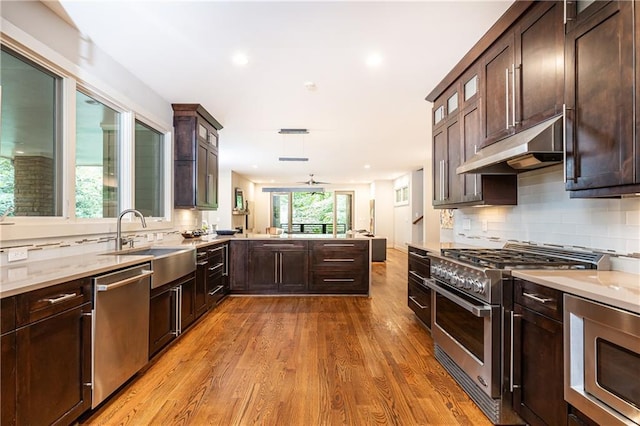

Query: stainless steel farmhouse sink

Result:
[103,246,196,288]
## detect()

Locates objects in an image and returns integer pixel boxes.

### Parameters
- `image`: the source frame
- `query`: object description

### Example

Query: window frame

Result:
[0,38,174,240]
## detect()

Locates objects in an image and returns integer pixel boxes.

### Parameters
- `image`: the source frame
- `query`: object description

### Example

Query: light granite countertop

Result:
[511,270,640,314]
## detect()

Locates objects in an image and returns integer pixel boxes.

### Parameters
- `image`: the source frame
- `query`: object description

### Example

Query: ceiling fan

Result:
[297,174,329,186]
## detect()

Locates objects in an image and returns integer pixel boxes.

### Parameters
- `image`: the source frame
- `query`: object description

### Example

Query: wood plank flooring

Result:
[80,248,491,425]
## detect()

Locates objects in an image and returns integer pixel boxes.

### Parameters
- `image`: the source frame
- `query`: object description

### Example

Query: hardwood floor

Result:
[80,249,491,425]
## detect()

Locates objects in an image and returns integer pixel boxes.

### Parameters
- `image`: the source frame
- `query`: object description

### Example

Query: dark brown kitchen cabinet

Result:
[511,278,566,426]
[407,246,431,329]
[308,240,369,294]
[432,99,463,208]
[1,297,16,426]
[229,240,248,292]
[149,272,196,358]
[195,249,209,318]
[564,0,639,197]
[481,31,515,147]
[481,1,564,149]
[248,241,308,293]
[12,278,92,426]
[206,243,229,306]
[172,103,223,210]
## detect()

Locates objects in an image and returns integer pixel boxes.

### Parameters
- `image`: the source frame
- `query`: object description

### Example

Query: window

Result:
[271,191,353,234]
[395,186,409,205]
[0,47,62,216]
[134,120,165,217]
[75,90,121,218]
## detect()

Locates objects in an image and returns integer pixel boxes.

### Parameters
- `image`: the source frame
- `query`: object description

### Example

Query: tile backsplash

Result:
[445,165,640,271]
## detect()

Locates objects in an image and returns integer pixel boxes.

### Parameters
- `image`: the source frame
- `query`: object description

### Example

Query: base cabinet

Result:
[407,246,431,328]
[512,278,566,426]
[247,241,309,293]
[206,243,229,306]
[6,278,93,426]
[149,272,196,358]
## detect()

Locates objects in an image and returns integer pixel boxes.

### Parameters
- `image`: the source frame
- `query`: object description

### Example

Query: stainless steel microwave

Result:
[564,294,640,425]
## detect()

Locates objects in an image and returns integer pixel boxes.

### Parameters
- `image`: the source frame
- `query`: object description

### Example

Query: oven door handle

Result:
[424,278,491,317]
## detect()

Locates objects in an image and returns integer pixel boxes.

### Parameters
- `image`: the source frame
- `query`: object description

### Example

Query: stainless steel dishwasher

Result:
[92,263,153,408]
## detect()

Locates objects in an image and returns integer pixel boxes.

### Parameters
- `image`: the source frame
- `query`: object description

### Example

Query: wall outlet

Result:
[156,232,164,241]
[481,220,488,232]
[463,219,471,231]
[146,233,154,242]
[8,247,28,262]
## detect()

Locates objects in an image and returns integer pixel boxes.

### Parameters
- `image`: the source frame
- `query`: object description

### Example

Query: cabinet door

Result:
[514,1,564,130]
[248,249,279,291]
[16,303,91,425]
[195,251,208,318]
[180,276,196,331]
[229,241,248,291]
[482,32,515,147]
[513,303,565,426]
[207,148,218,209]
[461,100,482,202]
[196,142,208,208]
[279,250,308,293]
[1,332,16,426]
[565,1,635,190]
[408,278,431,329]
[433,116,462,206]
[149,286,177,357]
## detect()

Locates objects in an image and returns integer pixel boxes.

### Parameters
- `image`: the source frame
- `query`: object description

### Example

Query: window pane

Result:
[0,47,61,216]
[135,121,164,217]
[272,193,289,230]
[75,91,120,218]
[335,192,353,234]
[291,192,333,234]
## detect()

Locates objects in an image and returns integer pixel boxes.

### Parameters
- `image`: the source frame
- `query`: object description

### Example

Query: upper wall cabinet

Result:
[564,0,639,197]
[481,1,564,148]
[172,104,223,210]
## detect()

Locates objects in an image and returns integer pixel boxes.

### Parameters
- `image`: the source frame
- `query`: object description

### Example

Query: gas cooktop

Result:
[440,244,606,270]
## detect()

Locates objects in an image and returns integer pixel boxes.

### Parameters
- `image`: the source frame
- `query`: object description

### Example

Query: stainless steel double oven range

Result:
[424,244,608,425]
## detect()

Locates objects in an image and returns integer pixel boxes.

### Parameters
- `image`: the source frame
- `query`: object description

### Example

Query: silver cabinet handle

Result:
[274,252,278,283]
[207,246,224,254]
[323,278,355,282]
[505,67,510,130]
[510,310,523,392]
[323,243,355,247]
[443,160,448,200]
[96,270,153,292]
[42,293,77,304]
[279,253,283,283]
[409,296,428,310]
[323,258,355,262]
[522,292,553,304]
[208,285,224,296]
[409,270,426,282]
[409,251,428,259]
[223,244,229,277]
[197,261,209,266]
[208,263,223,272]
[512,63,518,126]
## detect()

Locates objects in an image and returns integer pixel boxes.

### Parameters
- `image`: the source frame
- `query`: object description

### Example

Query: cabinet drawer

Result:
[309,240,369,252]
[514,278,563,321]
[408,278,431,329]
[310,271,367,294]
[16,278,92,326]
[250,240,308,251]
[207,244,226,265]
[1,297,16,334]
[408,247,430,278]
[310,250,367,271]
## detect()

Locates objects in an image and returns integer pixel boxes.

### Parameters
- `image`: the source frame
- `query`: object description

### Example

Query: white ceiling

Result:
[56,0,513,186]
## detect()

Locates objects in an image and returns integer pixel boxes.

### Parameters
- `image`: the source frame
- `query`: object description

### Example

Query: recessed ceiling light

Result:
[364,164,371,169]
[251,164,258,169]
[366,53,383,67]
[232,52,249,66]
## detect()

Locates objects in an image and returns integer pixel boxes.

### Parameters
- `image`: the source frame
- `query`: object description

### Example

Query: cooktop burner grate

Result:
[441,244,605,270]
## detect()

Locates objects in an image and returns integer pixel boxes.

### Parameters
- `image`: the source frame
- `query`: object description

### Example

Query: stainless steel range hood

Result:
[457,116,564,174]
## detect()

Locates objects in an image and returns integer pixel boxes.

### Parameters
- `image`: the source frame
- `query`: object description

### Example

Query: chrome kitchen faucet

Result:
[116,209,147,250]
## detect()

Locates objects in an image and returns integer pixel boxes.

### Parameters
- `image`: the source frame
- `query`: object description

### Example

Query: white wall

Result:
[372,180,394,246]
